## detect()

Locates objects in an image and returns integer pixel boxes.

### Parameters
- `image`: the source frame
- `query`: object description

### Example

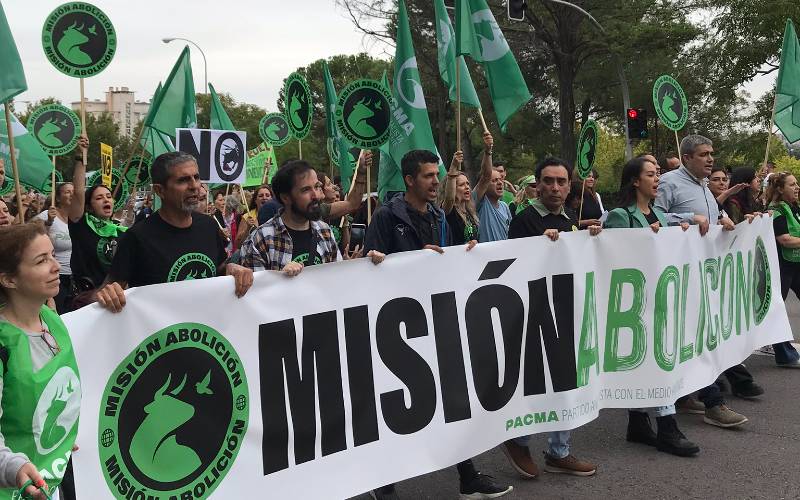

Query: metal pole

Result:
[163,37,208,93]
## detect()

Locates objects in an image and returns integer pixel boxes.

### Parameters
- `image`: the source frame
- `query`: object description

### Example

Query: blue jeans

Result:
[513,431,571,459]
[774,341,800,364]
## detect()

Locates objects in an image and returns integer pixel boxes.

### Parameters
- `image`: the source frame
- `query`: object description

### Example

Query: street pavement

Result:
[351,297,800,500]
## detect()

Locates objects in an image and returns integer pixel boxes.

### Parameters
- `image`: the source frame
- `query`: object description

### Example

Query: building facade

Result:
[72,87,150,138]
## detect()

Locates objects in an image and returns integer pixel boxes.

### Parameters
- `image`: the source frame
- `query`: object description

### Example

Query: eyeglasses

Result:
[38,329,61,356]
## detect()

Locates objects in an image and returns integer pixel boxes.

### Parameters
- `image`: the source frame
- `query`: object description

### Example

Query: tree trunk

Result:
[557,62,577,167]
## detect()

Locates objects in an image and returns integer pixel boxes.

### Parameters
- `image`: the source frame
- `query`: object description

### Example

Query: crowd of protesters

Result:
[0,131,798,500]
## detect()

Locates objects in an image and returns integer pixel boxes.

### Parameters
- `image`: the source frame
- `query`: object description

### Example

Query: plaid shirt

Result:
[239,211,341,271]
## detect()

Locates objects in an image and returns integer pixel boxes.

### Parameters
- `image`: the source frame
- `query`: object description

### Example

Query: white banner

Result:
[63,217,791,499]
[175,128,247,184]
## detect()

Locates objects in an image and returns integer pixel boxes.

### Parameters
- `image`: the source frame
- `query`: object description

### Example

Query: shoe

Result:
[655,415,700,457]
[626,410,657,446]
[732,381,765,399]
[776,358,800,368]
[459,472,513,499]
[370,485,400,500]
[757,345,775,356]
[703,404,748,428]
[675,396,705,415]
[543,453,597,476]
[500,440,539,478]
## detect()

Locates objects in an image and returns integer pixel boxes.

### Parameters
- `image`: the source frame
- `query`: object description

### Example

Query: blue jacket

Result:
[364,193,451,256]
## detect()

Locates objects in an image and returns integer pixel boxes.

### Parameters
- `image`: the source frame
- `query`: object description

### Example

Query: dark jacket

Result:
[364,193,452,255]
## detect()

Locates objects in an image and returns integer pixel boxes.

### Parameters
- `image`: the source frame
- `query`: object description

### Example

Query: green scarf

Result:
[771,201,800,263]
[84,213,127,238]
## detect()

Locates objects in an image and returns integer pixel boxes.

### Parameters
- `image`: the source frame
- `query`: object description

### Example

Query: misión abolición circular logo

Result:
[98,323,249,499]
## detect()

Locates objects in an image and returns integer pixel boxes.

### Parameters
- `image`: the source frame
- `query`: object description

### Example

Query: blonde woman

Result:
[441,151,479,244]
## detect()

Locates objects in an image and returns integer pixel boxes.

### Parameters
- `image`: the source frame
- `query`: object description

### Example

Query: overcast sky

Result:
[5,0,386,110]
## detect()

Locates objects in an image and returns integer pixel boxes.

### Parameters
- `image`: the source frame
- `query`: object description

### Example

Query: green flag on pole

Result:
[1,105,58,193]
[209,82,235,130]
[379,0,443,202]
[435,0,480,108]
[323,61,356,192]
[776,19,800,143]
[0,2,26,103]
[145,46,197,139]
[140,82,176,158]
[454,0,531,132]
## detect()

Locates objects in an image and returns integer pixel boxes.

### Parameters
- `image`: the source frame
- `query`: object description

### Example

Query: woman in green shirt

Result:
[0,222,81,499]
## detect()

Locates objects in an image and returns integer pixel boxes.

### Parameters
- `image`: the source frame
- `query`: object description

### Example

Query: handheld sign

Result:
[100,142,113,188]
[283,73,313,140]
[123,155,152,186]
[0,177,12,197]
[41,2,117,77]
[88,168,128,212]
[652,75,688,131]
[26,104,81,156]
[176,128,247,184]
[575,120,598,180]
[258,113,290,147]
[335,79,392,149]
[327,138,360,168]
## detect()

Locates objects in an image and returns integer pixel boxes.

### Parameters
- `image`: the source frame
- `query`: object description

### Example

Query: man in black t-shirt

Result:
[95,152,254,312]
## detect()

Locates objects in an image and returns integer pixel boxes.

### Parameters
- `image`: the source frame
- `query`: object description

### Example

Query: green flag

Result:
[776,19,800,143]
[323,61,356,192]
[145,46,197,139]
[1,105,57,194]
[435,0,480,108]
[455,0,531,132]
[140,82,175,159]
[209,82,235,130]
[0,2,26,103]
[379,0,443,202]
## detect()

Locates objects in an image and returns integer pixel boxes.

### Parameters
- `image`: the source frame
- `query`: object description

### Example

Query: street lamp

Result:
[162,37,208,94]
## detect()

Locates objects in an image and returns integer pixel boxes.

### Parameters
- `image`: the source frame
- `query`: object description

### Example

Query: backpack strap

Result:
[625,208,635,228]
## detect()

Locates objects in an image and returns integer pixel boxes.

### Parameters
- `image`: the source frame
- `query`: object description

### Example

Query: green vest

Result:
[772,201,800,263]
[0,306,81,498]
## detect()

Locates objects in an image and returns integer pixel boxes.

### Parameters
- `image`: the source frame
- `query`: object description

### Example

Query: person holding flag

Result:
[473,132,511,243]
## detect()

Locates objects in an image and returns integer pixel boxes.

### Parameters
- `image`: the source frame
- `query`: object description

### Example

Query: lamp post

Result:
[162,37,208,94]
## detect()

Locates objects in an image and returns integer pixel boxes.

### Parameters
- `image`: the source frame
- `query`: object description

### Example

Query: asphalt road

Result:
[350,297,800,500]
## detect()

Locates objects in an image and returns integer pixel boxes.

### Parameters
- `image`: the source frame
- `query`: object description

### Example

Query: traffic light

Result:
[508,0,527,21]
[627,108,648,140]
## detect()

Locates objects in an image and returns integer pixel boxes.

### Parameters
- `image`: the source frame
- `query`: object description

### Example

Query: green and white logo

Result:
[576,120,598,180]
[753,236,772,325]
[26,104,81,157]
[283,73,313,140]
[652,75,688,131]
[335,79,392,149]
[41,2,117,78]
[96,236,117,268]
[259,113,291,147]
[98,323,248,499]
[88,169,129,212]
[33,366,81,455]
[168,253,217,283]
[471,9,511,62]
[123,156,152,186]
[326,138,359,168]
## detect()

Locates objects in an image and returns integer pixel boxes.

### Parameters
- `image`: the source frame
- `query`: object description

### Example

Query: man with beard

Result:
[95,152,254,312]
[239,160,383,274]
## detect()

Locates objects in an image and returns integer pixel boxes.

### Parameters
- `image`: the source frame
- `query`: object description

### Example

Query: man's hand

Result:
[720,216,735,231]
[359,150,374,171]
[344,244,363,260]
[366,250,385,265]
[282,261,303,277]
[466,240,477,251]
[96,282,126,313]
[483,131,493,151]
[649,222,661,233]
[423,244,445,254]
[680,222,690,231]
[16,462,48,500]
[588,225,602,236]
[694,214,710,236]
[543,229,559,241]
[450,150,464,172]
[225,263,253,297]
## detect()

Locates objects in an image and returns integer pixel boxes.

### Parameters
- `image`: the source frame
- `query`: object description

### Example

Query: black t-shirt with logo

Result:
[446,208,479,245]
[288,227,322,266]
[108,212,227,287]
[508,205,578,239]
[68,217,120,288]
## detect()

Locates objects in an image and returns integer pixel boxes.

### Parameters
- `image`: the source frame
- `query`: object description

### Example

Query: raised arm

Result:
[473,131,494,203]
[68,135,89,222]
[442,151,463,214]
[329,150,370,219]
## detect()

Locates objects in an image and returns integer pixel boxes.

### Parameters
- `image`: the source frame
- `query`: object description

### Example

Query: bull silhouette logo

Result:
[32,366,81,455]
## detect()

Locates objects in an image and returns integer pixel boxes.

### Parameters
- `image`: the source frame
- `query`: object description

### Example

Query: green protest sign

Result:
[26,104,81,156]
[0,177,12,196]
[41,2,116,77]
[652,75,688,131]
[243,142,278,187]
[89,168,128,212]
[576,120,598,180]
[283,73,313,140]
[259,113,290,147]
[123,155,152,186]
[326,137,360,169]
[335,79,392,149]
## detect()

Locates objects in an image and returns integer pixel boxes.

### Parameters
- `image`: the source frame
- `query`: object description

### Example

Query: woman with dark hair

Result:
[0,222,82,500]
[35,183,75,312]
[66,136,127,305]
[569,169,603,228]
[235,185,274,248]
[604,157,699,457]
[724,167,763,224]
[764,172,800,367]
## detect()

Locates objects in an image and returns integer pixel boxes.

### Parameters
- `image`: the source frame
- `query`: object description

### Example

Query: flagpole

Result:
[366,155,372,224]
[674,131,680,160]
[456,57,462,156]
[4,104,24,224]
[239,184,247,207]
[578,179,586,227]
[51,156,57,206]
[762,91,779,170]
[79,78,87,166]
[298,139,302,160]
[262,155,272,185]
[115,123,149,198]
[477,107,489,134]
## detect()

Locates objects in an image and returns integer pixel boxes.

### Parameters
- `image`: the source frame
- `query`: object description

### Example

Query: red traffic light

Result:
[627,108,638,119]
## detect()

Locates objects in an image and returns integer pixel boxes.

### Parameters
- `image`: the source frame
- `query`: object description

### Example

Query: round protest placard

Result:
[259,113,291,147]
[575,120,598,180]
[42,2,117,77]
[26,104,81,156]
[283,73,313,140]
[652,75,688,131]
[335,79,392,150]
